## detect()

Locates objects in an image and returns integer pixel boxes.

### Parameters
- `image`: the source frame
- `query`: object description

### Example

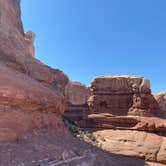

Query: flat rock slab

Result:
[93,129,166,164]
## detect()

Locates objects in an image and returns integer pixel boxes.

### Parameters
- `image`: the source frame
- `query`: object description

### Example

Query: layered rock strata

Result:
[67,76,166,164]
[154,92,166,117]
[0,0,69,95]
[79,114,166,136]
[64,81,90,122]
[0,0,68,143]
[88,76,159,116]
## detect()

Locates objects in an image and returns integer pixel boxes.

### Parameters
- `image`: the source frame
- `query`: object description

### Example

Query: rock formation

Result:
[88,76,159,116]
[64,81,90,122]
[0,0,67,143]
[25,30,36,57]
[65,81,89,106]
[154,92,166,117]
[93,130,166,164]
[0,0,69,95]
[0,0,153,165]
[65,76,166,165]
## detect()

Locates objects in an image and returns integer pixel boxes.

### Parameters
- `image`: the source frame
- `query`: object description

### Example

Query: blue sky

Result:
[21,0,166,93]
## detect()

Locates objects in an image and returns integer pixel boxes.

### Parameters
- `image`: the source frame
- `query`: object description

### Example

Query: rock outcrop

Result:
[65,81,89,106]
[79,114,166,135]
[88,76,159,116]
[154,92,166,117]
[0,64,65,113]
[65,76,166,165]
[64,81,90,122]
[0,0,29,58]
[0,0,69,95]
[0,0,68,142]
[93,130,166,164]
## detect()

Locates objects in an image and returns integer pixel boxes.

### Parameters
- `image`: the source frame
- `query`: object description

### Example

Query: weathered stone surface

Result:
[88,94,133,115]
[0,105,65,142]
[25,58,69,94]
[64,81,90,122]
[0,1,151,165]
[65,81,89,106]
[93,130,166,164]
[1,0,165,165]
[70,76,166,165]
[25,30,36,57]
[0,0,69,95]
[0,57,65,95]
[88,76,158,116]
[154,92,166,117]
[78,114,166,135]
[129,93,159,116]
[0,0,32,59]
[90,76,151,94]
[0,0,24,35]
[0,48,69,95]
[0,64,65,113]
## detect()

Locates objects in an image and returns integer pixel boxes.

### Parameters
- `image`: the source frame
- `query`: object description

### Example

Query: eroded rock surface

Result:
[154,92,166,117]
[0,64,65,113]
[0,0,69,95]
[93,130,166,164]
[0,105,65,143]
[64,81,90,122]
[67,76,166,165]
[65,81,89,106]
[88,76,159,116]
[79,114,166,135]
[0,0,30,59]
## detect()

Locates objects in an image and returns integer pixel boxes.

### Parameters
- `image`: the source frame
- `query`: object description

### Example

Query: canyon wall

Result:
[0,0,165,165]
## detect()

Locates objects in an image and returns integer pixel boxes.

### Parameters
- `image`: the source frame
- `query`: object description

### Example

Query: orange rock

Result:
[0,64,65,113]
[93,130,166,164]
[154,92,166,117]
[88,76,159,116]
